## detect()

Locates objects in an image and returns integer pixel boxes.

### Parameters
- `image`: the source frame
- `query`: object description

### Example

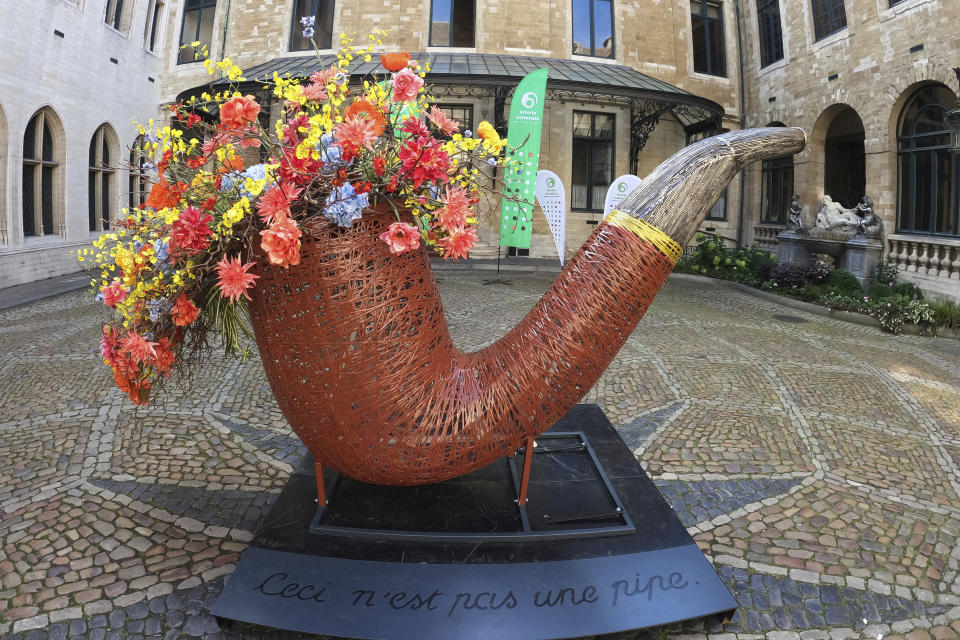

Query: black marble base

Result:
[213,405,737,639]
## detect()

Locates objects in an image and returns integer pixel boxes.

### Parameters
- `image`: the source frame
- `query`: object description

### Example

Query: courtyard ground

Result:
[1,273,959,640]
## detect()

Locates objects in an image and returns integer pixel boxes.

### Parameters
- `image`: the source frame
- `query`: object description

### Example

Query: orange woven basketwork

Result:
[247,206,674,486]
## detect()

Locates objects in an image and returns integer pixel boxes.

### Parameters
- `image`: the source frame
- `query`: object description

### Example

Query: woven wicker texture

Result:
[248,208,673,485]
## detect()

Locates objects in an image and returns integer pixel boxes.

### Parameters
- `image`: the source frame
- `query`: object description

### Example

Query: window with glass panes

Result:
[429,0,475,47]
[761,156,794,223]
[178,0,217,64]
[756,0,783,67]
[691,0,726,76]
[290,0,335,51]
[129,136,151,212]
[89,126,115,232]
[897,85,960,237]
[572,0,613,58]
[144,0,164,51]
[811,0,846,41]
[22,111,60,237]
[435,105,473,136]
[105,0,125,30]
[572,112,614,213]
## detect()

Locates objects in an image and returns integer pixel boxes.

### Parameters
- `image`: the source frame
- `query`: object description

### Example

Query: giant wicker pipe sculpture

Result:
[248,127,806,486]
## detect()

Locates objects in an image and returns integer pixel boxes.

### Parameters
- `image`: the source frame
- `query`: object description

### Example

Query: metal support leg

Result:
[315,459,327,506]
[517,437,534,506]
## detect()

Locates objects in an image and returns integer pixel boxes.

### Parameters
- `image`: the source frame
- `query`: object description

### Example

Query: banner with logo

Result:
[499,68,549,248]
[603,174,644,217]
[535,170,566,265]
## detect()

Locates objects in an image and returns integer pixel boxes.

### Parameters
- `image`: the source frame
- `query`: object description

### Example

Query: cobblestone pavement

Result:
[2,274,959,640]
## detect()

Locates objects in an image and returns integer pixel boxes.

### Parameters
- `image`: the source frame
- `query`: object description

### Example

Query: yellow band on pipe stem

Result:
[605,209,683,264]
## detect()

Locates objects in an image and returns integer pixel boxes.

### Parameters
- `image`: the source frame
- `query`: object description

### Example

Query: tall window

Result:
[22,111,60,237]
[129,136,151,211]
[429,0,475,47]
[897,85,960,237]
[756,0,783,67]
[811,0,846,41]
[89,126,115,232]
[691,0,726,76]
[290,0,335,51]
[572,0,613,58]
[572,112,614,212]
[178,0,217,64]
[761,156,794,223]
[105,0,125,30]
[144,0,164,51]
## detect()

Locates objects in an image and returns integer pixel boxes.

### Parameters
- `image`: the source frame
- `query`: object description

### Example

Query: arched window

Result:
[22,110,62,237]
[897,84,960,237]
[128,135,151,210]
[89,124,117,232]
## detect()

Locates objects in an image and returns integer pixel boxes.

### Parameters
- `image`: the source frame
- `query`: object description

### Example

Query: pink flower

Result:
[427,106,459,135]
[101,281,129,308]
[334,116,380,151]
[392,68,424,102]
[215,255,260,302]
[441,225,477,260]
[259,217,302,268]
[400,117,431,139]
[379,221,421,254]
[257,182,302,224]
[100,325,120,363]
[309,65,339,86]
[437,185,471,230]
[120,331,158,364]
[170,206,214,255]
[302,82,328,102]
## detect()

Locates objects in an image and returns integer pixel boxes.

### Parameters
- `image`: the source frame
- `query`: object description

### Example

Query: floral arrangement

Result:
[80,31,514,405]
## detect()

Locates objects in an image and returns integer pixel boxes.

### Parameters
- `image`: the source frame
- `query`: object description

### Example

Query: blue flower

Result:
[153,239,171,273]
[242,163,267,182]
[303,26,314,38]
[219,171,240,192]
[148,298,167,322]
[300,15,315,27]
[324,183,369,228]
[318,133,352,170]
[487,158,497,166]
[463,129,472,138]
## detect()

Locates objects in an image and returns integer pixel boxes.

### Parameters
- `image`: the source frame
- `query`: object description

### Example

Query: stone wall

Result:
[737,0,960,300]
[0,0,162,288]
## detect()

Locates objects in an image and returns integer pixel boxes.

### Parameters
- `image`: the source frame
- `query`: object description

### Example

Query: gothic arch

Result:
[89,122,120,232]
[21,106,66,238]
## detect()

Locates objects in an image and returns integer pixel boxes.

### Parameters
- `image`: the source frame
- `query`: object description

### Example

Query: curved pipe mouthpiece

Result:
[618,127,806,246]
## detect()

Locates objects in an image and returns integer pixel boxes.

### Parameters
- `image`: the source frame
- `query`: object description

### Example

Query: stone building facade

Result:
[0,0,163,288]
[737,0,960,300]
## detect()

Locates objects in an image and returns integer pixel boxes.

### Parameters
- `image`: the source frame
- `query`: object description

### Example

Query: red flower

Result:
[151,336,176,374]
[427,106,460,136]
[220,95,261,131]
[392,68,424,102]
[282,114,309,147]
[437,185,472,230]
[257,182,302,224]
[170,294,200,327]
[397,137,450,188]
[215,255,259,303]
[101,281,129,308]
[379,221,421,254]
[373,156,386,177]
[169,206,214,255]
[121,331,159,364]
[100,325,120,364]
[400,117,430,139]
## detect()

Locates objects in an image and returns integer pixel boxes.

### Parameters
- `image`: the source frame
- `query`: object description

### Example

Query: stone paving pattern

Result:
[1,274,959,640]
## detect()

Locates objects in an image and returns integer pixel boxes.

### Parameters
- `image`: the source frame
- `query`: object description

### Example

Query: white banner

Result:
[535,170,566,266]
[603,174,644,217]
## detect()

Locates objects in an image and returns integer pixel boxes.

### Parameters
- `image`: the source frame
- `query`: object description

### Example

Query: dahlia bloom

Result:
[380,221,421,254]
[392,68,424,102]
[220,95,261,131]
[335,116,380,151]
[344,99,386,136]
[121,331,159,364]
[398,137,450,188]
[101,281,129,308]
[257,182,302,224]
[427,106,460,136]
[438,185,472,230]
[260,216,302,268]
[441,225,478,260]
[170,294,200,327]
[170,206,214,254]
[215,255,260,303]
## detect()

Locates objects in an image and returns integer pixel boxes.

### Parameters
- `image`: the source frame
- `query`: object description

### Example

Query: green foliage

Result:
[676,234,776,284]
[865,282,893,300]
[873,259,900,285]
[202,283,254,359]
[823,269,861,296]
[821,293,934,334]
[929,299,960,332]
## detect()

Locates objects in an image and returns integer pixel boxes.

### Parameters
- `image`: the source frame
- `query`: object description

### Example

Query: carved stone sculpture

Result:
[787,195,804,231]
[856,195,883,238]
[815,195,861,232]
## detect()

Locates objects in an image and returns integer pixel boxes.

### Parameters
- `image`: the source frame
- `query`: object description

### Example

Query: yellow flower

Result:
[477,121,504,154]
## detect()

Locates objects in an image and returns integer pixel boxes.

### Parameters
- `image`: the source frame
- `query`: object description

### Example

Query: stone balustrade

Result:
[753,224,785,250]
[886,234,960,280]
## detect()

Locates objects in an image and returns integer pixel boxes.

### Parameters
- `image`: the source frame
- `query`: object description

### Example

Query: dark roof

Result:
[207,52,722,122]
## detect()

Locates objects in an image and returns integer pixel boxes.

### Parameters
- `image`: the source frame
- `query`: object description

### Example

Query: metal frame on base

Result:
[308,432,635,543]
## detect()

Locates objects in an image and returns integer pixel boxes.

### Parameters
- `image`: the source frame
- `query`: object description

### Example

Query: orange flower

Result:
[170,294,200,326]
[257,182,302,225]
[381,52,410,72]
[220,95,261,131]
[259,217,302,268]
[120,331,159,364]
[143,178,185,210]
[222,155,245,173]
[343,99,386,136]
[215,255,260,302]
[334,116,380,151]
[441,225,477,260]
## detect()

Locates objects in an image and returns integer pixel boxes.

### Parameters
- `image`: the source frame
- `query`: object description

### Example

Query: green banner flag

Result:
[499,68,548,248]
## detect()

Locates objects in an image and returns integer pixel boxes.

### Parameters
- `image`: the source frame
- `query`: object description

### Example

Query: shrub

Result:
[892,281,923,300]
[874,259,900,285]
[824,269,861,296]
[865,282,893,300]
[929,300,960,332]
[822,293,934,334]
